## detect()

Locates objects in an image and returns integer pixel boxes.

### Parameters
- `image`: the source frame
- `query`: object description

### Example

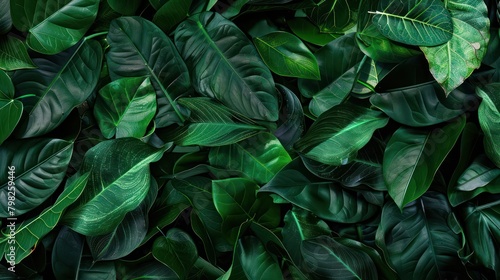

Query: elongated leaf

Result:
[298,33,365,116]
[372,0,453,46]
[0,71,22,145]
[51,227,85,279]
[237,236,283,279]
[209,133,291,184]
[421,0,490,94]
[301,235,377,280]
[175,12,278,121]
[384,116,465,209]
[94,77,157,139]
[463,197,500,276]
[162,97,266,146]
[254,31,320,79]
[294,103,389,166]
[108,0,141,15]
[376,192,466,279]
[370,81,475,127]
[62,138,168,236]
[153,0,193,33]
[0,138,73,217]
[87,178,157,261]
[107,16,191,127]
[274,84,305,151]
[0,172,89,264]
[0,0,11,34]
[477,84,500,167]
[305,0,358,33]
[0,35,35,71]
[12,40,103,138]
[153,228,198,279]
[260,158,378,223]
[11,0,100,54]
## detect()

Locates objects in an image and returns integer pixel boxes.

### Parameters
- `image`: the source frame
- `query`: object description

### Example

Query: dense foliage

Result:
[0,0,500,279]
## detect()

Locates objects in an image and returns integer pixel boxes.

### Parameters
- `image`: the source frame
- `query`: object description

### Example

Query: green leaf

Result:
[153,228,198,279]
[0,138,73,217]
[420,0,490,94]
[237,236,283,279]
[107,0,141,15]
[370,81,475,127]
[0,0,11,34]
[287,18,339,47]
[78,258,116,280]
[116,257,178,280]
[11,0,100,54]
[209,132,292,184]
[0,35,36,71]
[260,158,379,223]
[301,235,378,280]
[253,31,320,80]
[0,172,88,264]
[298,33,365,116]
[383,116,465,209]
[212,178,280,244]
[294,103,389,166]
[175,11,278,121]
[94,77,157,139]
[51,227,85,279]
[12,40,103,138]
[463,197,500,275]
[274,84,305,151]
[477,84,500,168]
[282,207,331,264]
[352,57,396,95]
[87,178,158,261]
[0,71,22,145]
[305,0,358,33]
[162,97,266,146]
[376,192,466,279]
[153,0,193,33]
[372,0,453,46]
[62,138,168,236]
[107,16,191,127]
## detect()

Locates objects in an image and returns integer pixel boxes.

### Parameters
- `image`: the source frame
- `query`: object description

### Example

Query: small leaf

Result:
[237,236,283,279]
[305,0,358,33]
[153,0,193,33]
[476,84,500,168]
[94,77,157,139]
[0,35,35,71]
[254,31,320,80]
[274,84,305,151]
[107,0,141,15]
[287,17,339,47]
[153,228,198,279]
[0,71,22,145]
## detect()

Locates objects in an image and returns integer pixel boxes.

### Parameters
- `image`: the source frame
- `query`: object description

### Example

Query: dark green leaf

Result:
[274,84,305,151]
[0,0,11,34]
[237,236,283,279]
[376,192,466,279]
[107,16,191,127]
[107,0,141,15]
[153,0,193,33]
[153,228,198,279]
[94,77,157,139]
[51,227,84,279]
[477,84,500,167]
[305,0,358,33]
[12,40,103,138]
[175,12,278,121]
[384,116,465,209]
[0,36,35,71]
[295,103,389,166]
[254,31,320,79]
[78,258,116,280]
[287,17,340,47]
[116,257,178,280]
[0,138,73,217]
[209,132,292,184]
[0,71,22,145]
[11,0,100,54]
[421,0,490,94]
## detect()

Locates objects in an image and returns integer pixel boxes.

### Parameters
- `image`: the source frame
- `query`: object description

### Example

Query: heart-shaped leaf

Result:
[0,35,35,71]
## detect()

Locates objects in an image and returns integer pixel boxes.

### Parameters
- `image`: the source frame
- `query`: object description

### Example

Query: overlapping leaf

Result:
[0,36,35,71]
[0,71,22,145]
[476,84,500,167]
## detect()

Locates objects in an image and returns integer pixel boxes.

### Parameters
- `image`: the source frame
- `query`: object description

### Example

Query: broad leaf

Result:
[107,16,191,127]
[253,31,320,80]
[372,0,453,46]
[175,12,278,121]
[10,0,100,54]
[274,84,305,151]
[237,236,283,279]
[12,40,103,138]
[162,97,266,146]
[301,235,378,280]
[287,18,339,47]
[209,132,292,184]
[153,228,198,279]
[421,0,490,94]
[153,0,193,33]
[94,77,157,139]
[0,172,89,264]
[298,33,365,116]
[0,71,22,145]
[294,103,389,166]
[62,138,168,236]
[305,0,358,33]
[384,116,465,209]
[0,0,11,34]
[260,158,379,223]
[376,192,466,279]
[0,138,73,217]
[0,35,35,71]
[108,0,141,15]
[477,84,500,167]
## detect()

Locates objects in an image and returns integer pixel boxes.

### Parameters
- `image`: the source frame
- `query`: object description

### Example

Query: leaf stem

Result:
[85,31,109,40]
[15,94,37,100]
